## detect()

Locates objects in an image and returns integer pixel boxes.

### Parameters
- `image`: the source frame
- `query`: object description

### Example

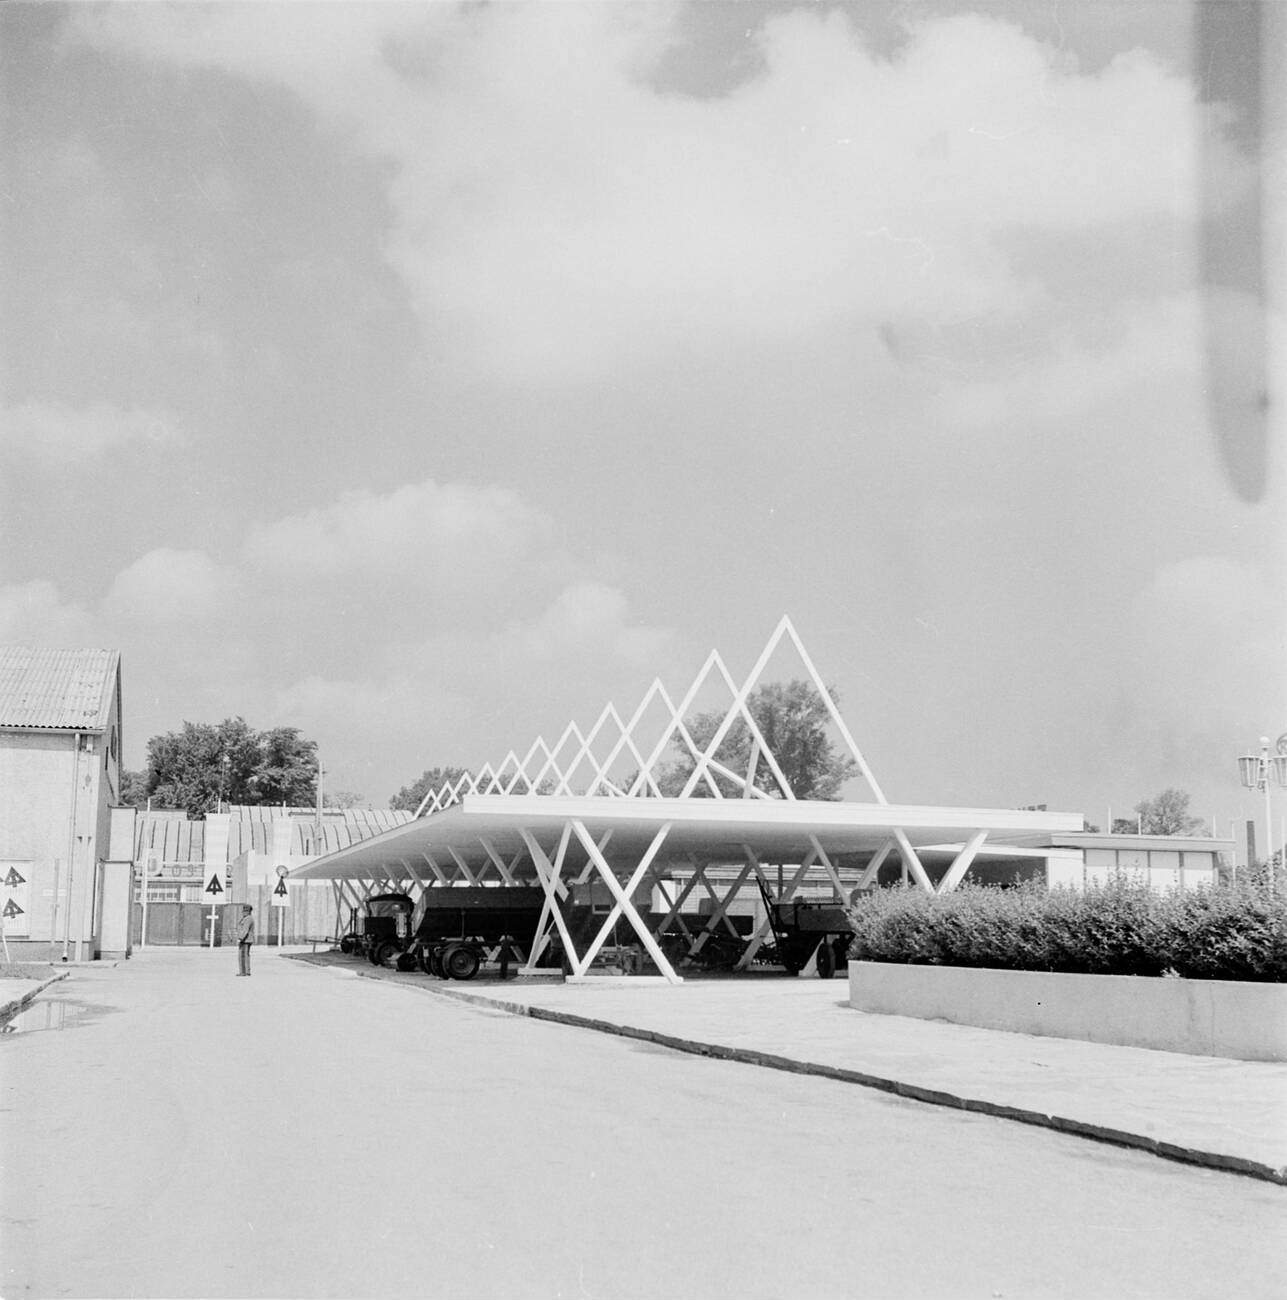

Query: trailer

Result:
[755,877,854,977]
[341,888,547,980]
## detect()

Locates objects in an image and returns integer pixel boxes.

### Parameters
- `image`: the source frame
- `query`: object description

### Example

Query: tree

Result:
[1114,788,1205,836]
[390,765,472,812]
[142,718,318,818]
[327,790,368,809]
[118,769,149,808]
[657,679,857,800]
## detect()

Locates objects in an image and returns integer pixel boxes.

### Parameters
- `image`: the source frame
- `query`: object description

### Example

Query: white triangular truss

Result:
[413,615,884,812]
[361,616,1009,984]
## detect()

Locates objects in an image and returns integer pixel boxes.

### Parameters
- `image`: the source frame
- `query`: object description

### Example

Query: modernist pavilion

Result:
[292,617,1083,983]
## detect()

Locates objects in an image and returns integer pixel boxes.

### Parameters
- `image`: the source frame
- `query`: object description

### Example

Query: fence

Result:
[132,883,340,946]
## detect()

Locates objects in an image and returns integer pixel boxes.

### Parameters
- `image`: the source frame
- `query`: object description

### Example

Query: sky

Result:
[1,1,1283,835]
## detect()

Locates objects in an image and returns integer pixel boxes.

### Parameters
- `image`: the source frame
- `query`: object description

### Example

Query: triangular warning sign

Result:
[273,878,288,898]
[3,898,24,918]
[3,867,25,887]
[204,874,224,896]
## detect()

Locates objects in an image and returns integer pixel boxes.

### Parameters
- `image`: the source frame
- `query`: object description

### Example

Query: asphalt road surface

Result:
[2,948,1284,1299]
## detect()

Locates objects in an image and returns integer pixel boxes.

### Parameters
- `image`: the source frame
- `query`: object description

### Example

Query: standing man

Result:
[236,904,255,976]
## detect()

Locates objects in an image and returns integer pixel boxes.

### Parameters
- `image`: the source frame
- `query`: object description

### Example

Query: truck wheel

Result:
[443,943,481,981]
[419,947,439,977]
[339,935,358,955]
[374,941,398,967]
[815,940,837,980]
[394,950,417,972]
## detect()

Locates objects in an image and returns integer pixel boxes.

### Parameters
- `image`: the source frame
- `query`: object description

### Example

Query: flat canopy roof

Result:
[290,795,1084,882]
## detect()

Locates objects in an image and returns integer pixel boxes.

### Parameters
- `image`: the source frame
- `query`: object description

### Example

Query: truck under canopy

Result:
[291,794,1082,984]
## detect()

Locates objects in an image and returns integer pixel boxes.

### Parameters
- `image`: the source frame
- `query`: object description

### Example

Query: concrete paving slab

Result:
[304,957,1287,1184]
[12,946,1287,1300]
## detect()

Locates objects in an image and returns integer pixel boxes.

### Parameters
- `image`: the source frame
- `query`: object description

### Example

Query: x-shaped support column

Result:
[569,820,681,983]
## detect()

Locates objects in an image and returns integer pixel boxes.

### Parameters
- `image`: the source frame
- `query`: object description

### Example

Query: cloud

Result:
[0,400,178,464]
[2,474,674,794]
[0,579,95,645]
[102,549,240,626]
[515,581,674,666]
[71,5,1250,385]
[241,478,568,620]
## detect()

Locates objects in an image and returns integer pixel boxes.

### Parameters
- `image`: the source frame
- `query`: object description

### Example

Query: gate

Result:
[132,902,240,946]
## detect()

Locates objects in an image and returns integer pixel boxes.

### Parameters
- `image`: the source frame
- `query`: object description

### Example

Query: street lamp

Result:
[1237,735,1287,885]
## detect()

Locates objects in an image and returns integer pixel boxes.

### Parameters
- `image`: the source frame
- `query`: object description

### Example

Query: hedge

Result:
[847,879,1287,982]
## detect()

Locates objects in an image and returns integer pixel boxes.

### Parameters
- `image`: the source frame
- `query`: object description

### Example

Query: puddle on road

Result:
[1,999,105,1036]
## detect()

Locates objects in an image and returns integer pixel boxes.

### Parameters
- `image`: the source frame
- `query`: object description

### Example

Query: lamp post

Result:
[1237,735,1287,886]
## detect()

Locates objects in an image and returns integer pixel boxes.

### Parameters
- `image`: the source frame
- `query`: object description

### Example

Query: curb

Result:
[379,975,1287,1188]
[0,972,70,1023]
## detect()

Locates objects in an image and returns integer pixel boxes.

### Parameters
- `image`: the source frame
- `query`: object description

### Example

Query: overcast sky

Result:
[2,1,1283,833]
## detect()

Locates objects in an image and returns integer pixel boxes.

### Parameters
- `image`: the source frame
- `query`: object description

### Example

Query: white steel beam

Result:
[856,840,895,889]
[519,825,579,975]
[446,846,480,886]
[577,823,672,972]
[569,820,681,984]
[808,835,847,901]
[892,828,935,893]
[936,830,989,894]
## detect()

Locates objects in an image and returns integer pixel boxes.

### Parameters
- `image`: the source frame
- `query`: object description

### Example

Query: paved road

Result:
[3,949,1284,1299]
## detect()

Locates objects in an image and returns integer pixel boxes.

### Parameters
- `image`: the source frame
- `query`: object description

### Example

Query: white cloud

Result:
[102,549,240,627]
[0,400,178,463]
[4,475,673,794]
[71,5,1249,385]
[241,478,568,613]
[515,582,674,666]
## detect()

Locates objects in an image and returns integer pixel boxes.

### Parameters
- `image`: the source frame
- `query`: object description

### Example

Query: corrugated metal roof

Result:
[135,811,207,865]
[225,806,413,858]
[131,805,413,864]
[0,646,120,730]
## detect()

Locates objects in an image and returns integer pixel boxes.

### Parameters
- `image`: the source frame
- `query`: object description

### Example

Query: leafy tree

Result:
[1132,788,1206,836]
[390,765,472,812]
[142,718,317,818]
[657,679,856,800]
[118,769,149,808]
[253,726,320,806]
[328,789,368,809]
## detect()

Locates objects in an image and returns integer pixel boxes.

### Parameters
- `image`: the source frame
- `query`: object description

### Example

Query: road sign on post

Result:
[271,868,289,948]
[204,869,224,948]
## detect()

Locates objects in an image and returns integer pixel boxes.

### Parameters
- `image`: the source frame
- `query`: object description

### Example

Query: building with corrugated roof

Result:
[122,804,412,945]
[0,646,129,960]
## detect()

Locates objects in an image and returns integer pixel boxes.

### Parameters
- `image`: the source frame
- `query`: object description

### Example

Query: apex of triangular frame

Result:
[413,615,886,814]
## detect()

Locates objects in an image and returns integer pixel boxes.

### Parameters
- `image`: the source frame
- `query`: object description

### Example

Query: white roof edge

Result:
[457,793,1085,832]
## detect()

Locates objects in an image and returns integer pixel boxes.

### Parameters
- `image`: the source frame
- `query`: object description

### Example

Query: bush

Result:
[847,879,1287,981]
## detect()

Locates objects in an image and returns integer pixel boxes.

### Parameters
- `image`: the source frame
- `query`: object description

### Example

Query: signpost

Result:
[271,865,289,948]
[140,855,157,949]
[204,867,224,948]
[1,863,30,961]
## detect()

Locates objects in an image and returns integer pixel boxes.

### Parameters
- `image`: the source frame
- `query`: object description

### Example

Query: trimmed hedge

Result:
[847,879,1287,982]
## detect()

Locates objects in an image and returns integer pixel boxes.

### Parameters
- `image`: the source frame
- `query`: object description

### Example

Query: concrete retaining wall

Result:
[849,961,1287,1061]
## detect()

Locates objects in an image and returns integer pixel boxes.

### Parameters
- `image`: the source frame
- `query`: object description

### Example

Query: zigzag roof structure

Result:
[293,616,1082,983]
